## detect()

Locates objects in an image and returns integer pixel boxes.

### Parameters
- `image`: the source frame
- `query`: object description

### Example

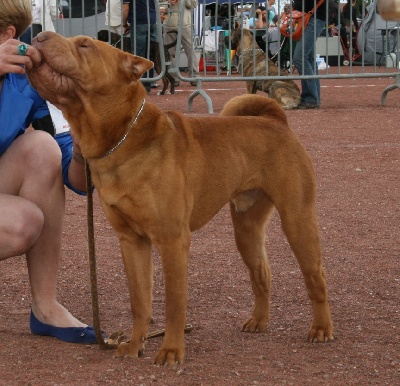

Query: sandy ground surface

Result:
[0,73,399,385]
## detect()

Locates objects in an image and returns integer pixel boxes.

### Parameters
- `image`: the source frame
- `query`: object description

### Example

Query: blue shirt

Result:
[0,73,48,156]
[0,73,85,195]
[124,0,156,25]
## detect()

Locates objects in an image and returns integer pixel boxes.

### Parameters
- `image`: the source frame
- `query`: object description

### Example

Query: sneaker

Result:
[150,82,159,88]
[297,103,320,110]
[174,80,180,86]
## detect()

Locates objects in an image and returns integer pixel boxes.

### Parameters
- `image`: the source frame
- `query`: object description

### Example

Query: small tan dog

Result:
[27,32,333,365]
[229,26,301,110]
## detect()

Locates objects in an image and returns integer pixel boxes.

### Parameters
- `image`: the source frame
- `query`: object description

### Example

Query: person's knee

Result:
[24,131,62,177]
[6,203,44,256]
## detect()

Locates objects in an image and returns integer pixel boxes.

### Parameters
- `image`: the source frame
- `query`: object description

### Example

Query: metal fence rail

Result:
[37,0,400,113]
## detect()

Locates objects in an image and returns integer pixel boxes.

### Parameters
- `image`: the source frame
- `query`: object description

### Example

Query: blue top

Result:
[0,73,48,156]
[0,73,85,195]
[124,0,156,25]
[268,7,276,25]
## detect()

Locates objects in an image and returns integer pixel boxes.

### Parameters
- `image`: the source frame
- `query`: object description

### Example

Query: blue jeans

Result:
[130,24,158,91]
[293,17,325,106]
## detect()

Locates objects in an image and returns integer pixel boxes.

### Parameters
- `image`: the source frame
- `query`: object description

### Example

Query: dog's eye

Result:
[78,40,92,49]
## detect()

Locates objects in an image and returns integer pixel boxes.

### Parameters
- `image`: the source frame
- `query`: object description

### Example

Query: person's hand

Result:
[123,24,130,35]
[0,39,41,76]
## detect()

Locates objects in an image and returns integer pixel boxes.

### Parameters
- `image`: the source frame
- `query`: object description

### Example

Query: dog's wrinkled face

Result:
[27,31,153,108]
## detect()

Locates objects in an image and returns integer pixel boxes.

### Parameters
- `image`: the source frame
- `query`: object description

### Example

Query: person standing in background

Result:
[20,0,57,44]
[123,0,158,93]
[251,6,268,29]
[342,0,359,51]
[105,0,123,35]
[160,5,168,23]
[342,0,359,32]
[292,0,326,109]
[163,0,198,86]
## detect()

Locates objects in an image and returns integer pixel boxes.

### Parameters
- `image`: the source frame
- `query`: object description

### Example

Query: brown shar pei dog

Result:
[27,32,333,365]
[229,27,301,110]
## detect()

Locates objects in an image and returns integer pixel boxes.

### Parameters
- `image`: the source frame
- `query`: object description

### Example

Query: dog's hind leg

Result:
[269,155,334,343]
[230,192,275,333]
[277,200,334,343]
[115,235,153,359]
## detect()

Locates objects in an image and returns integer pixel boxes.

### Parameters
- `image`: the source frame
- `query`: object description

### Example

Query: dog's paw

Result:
[114,341,144,359]
[241,316,268,333]
[154,347,185,366]
[307,325,334,343]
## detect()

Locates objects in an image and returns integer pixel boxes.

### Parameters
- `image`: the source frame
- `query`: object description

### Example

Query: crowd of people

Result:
[163,0,199,87]
[243,0,360,110]
[102,0,199,92]
[93,0,361,108]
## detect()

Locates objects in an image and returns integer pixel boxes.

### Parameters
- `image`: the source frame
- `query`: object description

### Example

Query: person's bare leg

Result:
[0,131,86,328]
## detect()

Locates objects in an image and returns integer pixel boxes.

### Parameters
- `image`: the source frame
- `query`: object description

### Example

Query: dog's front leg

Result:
[115,235,153,359]
[153,232,190,366]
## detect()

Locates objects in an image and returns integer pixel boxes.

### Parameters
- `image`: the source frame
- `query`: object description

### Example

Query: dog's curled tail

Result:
[220,95,288,125]
[164,30,178,51]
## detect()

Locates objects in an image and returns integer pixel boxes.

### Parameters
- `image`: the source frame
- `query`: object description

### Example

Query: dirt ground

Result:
[0,72,399,385]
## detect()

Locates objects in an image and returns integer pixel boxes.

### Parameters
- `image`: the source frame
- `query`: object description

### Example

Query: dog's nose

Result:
[32,31,53,45]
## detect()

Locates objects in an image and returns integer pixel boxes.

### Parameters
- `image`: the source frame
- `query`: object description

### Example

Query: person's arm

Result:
[67,134,87,193]
[122,2,130,33]
[185,0,197,9]
[352,7,359,30]
[55,131,88,195]
[32,104,88,194]
[49,0,58,21]
[255,8,265,29]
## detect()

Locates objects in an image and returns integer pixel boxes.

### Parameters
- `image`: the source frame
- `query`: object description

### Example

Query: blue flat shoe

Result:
[30,310,105,344]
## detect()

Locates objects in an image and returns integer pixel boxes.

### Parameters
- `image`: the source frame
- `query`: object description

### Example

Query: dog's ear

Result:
[124,54,154,80]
